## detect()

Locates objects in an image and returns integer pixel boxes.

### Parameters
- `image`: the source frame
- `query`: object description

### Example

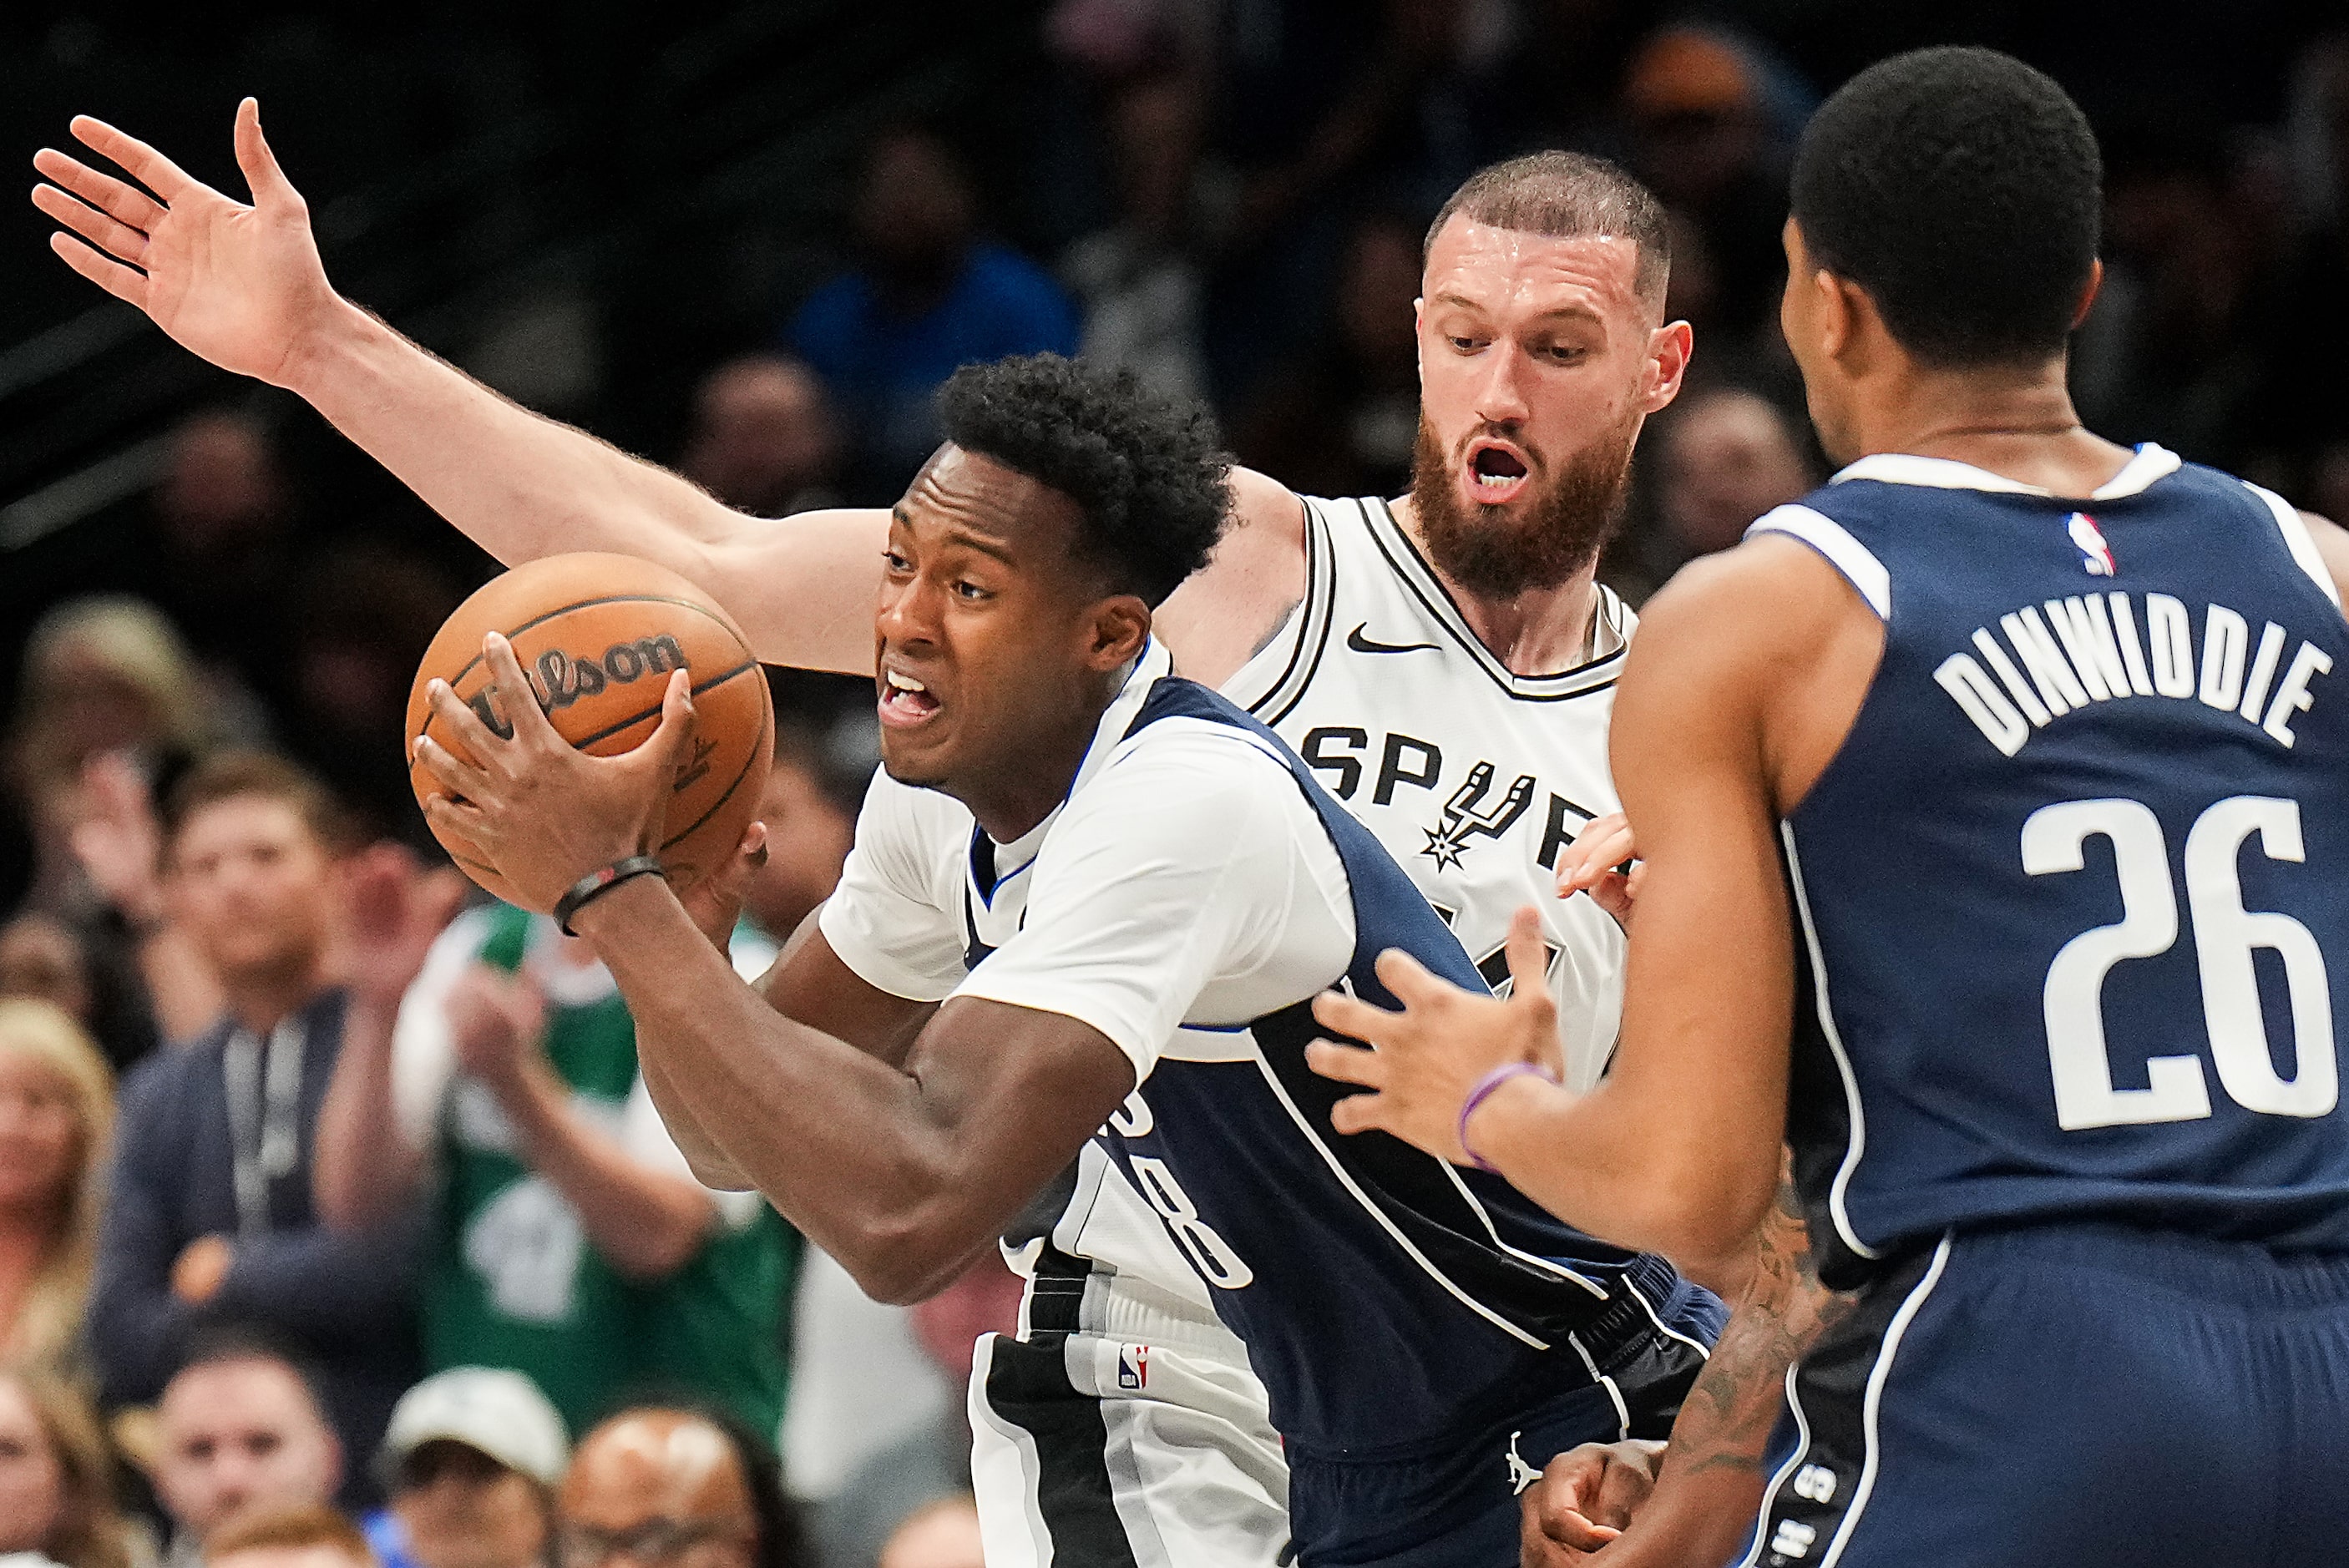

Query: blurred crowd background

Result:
[0,2,2342,1566]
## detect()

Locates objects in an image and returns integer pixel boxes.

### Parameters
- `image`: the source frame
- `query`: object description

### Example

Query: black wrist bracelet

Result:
[553,855,666,937]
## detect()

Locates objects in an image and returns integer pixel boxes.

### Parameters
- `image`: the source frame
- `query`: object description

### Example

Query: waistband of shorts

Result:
[1569,1251,1698,1372]
[1953,1219,2349,1310]
[1023,1244,1245,1355]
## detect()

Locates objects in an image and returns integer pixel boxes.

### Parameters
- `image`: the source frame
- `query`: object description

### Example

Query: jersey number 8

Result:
[2024,794,2335,1130]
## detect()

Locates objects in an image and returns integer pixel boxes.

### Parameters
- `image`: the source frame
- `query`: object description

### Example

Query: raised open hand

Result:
[1306,906,1562,1164]
[67,751,165,928]
[33,98,339,387]
[342,840,468,1015]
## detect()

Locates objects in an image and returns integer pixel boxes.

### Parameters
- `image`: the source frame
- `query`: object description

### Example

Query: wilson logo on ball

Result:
[463,635,691,738]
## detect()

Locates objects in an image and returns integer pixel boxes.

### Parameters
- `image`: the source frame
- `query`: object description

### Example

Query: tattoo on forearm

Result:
[1664,1175,1857,1485]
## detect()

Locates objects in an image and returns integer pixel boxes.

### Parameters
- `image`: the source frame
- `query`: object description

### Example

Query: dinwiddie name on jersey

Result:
[1936,589,2333,758]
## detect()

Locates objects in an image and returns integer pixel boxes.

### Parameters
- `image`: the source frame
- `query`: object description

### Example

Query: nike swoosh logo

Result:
[1345,623,1440,655]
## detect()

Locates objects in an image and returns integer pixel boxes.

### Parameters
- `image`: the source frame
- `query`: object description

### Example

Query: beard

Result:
[1408,413,1638,599]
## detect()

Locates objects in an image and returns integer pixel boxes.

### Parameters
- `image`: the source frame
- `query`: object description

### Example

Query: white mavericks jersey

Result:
[1223,493,1634,1090]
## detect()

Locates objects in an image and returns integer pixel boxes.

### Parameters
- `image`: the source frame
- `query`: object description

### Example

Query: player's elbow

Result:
[1604,1151,1777,1292]
[831,1215,980,1305]
[827,1166,990,1304]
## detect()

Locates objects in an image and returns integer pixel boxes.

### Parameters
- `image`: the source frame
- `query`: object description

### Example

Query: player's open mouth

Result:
[878,666,942,726]
[1465,441,1530,506]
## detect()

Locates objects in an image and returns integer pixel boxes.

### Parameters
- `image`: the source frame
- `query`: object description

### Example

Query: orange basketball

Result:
[407,553,772,908]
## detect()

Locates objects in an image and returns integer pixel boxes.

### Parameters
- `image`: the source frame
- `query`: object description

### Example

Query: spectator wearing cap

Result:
[364,1368,566,1568]
[202,1504,373,1568]
[89,754,425,1505]
[557,1406,803,1568]
[150,1333,343,1567]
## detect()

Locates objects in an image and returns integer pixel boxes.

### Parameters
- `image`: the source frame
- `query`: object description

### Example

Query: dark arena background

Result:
[0,4,2343,1568]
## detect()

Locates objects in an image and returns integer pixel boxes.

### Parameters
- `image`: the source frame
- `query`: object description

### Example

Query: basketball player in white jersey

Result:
[35,117,1814,1565]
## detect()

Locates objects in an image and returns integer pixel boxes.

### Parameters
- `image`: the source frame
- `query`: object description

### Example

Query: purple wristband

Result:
[1457,1062,1558,1173]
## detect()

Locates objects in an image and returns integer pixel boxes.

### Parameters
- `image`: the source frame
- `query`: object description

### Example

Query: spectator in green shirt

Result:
[316,883,797,1439]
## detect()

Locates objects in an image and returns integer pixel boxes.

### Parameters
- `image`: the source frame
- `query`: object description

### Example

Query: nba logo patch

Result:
[1117,1345,1150,1391]
[2068,512,2116,576]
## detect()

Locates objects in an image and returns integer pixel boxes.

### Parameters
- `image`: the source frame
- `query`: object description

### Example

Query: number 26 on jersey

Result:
[2026,794,2335,1130]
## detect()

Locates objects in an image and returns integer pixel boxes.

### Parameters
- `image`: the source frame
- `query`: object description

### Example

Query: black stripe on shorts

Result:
[983,1332,1143,1567]
[1750,1234,1951,1568]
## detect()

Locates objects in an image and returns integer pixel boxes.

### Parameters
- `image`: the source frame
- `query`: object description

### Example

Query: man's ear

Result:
[2072,257,2104,329]
[1641,320,1694,415]
[1089,596,1152,672]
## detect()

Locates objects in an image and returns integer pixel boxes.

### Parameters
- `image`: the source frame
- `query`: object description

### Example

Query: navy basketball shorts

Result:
[1288,1264,1720,1567]
[1745,1222,2349,1568]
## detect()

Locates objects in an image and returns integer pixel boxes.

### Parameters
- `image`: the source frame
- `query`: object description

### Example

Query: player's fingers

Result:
[1556,816,1635,897]
[1304,1038,1387,1090]
[33,183,148,265]
[1587,1449,1658,1530]
[423,793,489,842]
[639,667,697,775]
[47,231,148,308]
[412,734,492,801]
[1503,907,1549,1004]
[424,677,514,769]
[33,147,165,230]
[1326,1089,1390,1136]
[1373,944,1455,1007]
[1589,873,1633,928]
[68,114,198,202]
[232,98,303,209]
[479,634,564,747]
[1310,986,1393,1043]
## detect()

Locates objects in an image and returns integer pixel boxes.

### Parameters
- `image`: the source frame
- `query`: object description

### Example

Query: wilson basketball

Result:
[407,553,772,907]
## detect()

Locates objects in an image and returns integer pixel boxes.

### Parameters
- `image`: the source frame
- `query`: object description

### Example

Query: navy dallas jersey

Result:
[822,640,1714,1567]
[1743,443,2349,1568]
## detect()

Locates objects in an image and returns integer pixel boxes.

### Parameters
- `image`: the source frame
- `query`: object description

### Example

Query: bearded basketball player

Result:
[35,120,1816,1564]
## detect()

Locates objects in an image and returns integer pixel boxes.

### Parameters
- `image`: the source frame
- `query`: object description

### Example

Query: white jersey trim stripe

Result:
[1829,442,2181,500]
[1244,1047,1550,1350]
[1432,1158,1609,1299]
[1735,1361,1814,1568]
[1820,1233,1953,1568]
[1746,505,1892,620]
[1782,824,1883,1263]
[1359,498,1628,700]
[1235,494,1339,723]
[2245,482,2344,609]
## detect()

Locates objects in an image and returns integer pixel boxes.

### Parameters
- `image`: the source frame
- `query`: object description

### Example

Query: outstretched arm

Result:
[32,103,1310,677]
[33,100,878,670]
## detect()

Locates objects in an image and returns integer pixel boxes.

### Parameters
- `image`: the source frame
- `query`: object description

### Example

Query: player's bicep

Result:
[698,505,891,673]
[1155,468,1308,688]
[888,995,1138,1285]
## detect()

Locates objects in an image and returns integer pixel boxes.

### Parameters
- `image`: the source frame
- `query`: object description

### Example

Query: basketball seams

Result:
[658,676,774,862]
[428,593,753,693]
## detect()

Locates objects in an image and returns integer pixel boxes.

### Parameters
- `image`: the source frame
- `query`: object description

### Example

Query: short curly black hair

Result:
[1791,47,2101,367]
[934,353,1230,606]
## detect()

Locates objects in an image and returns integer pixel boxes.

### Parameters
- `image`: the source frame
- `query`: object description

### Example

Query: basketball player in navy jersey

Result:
[33,119,1815,1563]
[397,353,1716,1566]
[1314,48,2349,1565]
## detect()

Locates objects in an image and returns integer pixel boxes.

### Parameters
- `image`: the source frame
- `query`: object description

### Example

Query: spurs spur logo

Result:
[1420,761,1536,871]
